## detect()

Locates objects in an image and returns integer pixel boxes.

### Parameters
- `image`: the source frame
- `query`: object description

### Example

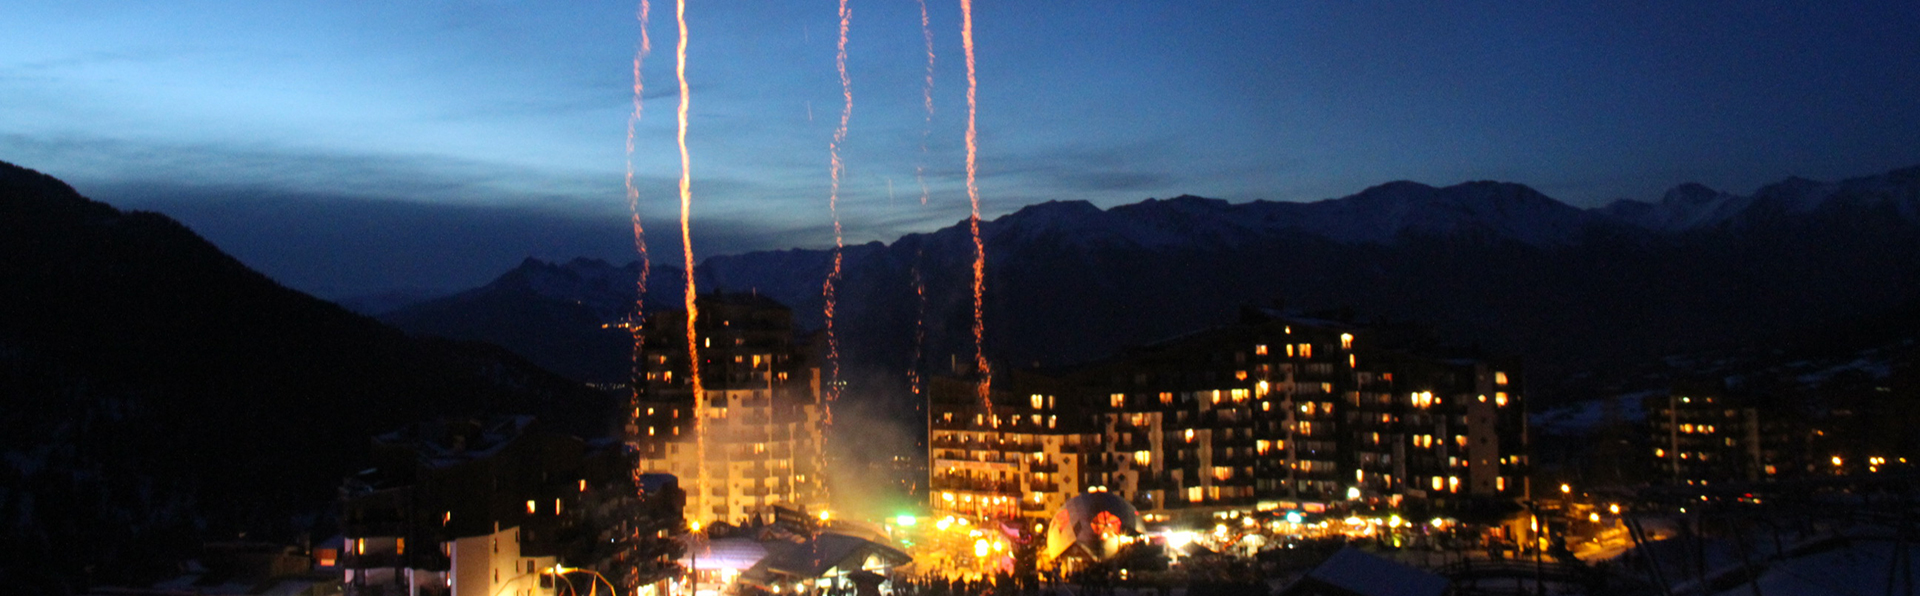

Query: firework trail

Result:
[624,0,652,435]
[961,0,989,407]
[623,0,652,585]
[919,0,935,123]
[671,0,708,516]
[910,0,935,471]
[822,0,852,427]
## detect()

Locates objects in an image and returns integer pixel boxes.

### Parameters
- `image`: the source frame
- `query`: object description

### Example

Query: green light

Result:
[896,515,918,527]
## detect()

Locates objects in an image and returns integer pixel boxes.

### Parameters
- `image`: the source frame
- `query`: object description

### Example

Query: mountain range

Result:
[384,165,1920,409]
[0,161,615,593]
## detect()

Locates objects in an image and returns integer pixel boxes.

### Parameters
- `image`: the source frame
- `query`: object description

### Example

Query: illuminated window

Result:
[1494,392,1508,407]
[1299,344,1312,358]
[1187,486,1204,503]
[526,500,537,514]
[1255,344,1268,356]
[1031,394,1044,409]
[1048,416,1056,429]
[1432,476,1443,491]
[1230,388,1249,402]
[1495,371,1508,385]
[1340,333,1353,349]
[1496,477,1506,491]
[1159,392,1173,405]
[1110,393,1125,408]
[1213,466,1233,481]
[1184,428,1195,443]
[1134,451,1151,466]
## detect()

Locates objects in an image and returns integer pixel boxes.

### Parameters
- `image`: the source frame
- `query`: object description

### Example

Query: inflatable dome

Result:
[1042,492,1146,563]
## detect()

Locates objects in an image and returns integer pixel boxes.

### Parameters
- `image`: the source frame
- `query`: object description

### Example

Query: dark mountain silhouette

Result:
[388,166,1920,410]
[0,161,615,594]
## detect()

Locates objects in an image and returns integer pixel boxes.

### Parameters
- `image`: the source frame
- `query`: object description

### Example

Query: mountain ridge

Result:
[0,160,614,593]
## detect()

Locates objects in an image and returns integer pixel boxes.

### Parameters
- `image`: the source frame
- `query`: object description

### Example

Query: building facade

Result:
[341,417,683,596]
[630,292,830,525]
[930,311,1528,525]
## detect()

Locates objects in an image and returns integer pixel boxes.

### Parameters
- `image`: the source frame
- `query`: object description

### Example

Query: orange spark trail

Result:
[625,0,652,418]
[961,0,989,407]
[673,0,706,516]
[822,0,852,425]
[623,2,650,587]
[915,0,933,206]
[918,0,935,121]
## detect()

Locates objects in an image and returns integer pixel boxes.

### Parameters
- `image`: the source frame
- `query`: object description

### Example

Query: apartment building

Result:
[631,292,829,524]
[930,309,1528,525]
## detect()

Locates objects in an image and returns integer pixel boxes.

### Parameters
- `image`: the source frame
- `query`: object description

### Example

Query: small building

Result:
[340,417,684,596]
[738,533,911,595]
[1040,493,1146,572]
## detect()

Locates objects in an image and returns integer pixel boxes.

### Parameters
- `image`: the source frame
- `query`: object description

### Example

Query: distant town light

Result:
[895,515,916,527]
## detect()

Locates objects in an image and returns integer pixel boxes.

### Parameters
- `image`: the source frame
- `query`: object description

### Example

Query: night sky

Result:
[5,1,1919,298]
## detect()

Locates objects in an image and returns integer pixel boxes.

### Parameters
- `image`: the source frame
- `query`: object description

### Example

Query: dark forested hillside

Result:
[0,161,615,594]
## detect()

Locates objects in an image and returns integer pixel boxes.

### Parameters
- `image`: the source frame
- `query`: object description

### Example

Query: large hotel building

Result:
[629,293,830,524]
[929,309,1528,524]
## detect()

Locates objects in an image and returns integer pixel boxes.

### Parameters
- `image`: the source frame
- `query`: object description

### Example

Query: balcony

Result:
[932,478,1020,494]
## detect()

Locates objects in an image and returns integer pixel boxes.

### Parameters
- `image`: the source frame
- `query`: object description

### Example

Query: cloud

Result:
[0,132,823,298]
[93,182,788,300]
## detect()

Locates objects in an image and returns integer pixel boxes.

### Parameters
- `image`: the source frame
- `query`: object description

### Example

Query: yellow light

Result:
[819,511,831,522]
[974,539,990,557]
[526,500,537,514]
[691,521,702,532]
[1560,484,1571,494]
[935,517,952,531]
[1833,456,1844,466]
[1609,504,1621,515]
[1589,513,1601,522]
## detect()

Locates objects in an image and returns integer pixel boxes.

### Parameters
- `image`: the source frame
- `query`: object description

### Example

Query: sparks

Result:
[623,2,651,586]
[918,0,935,122]
[916,0,933,205]
[822,0,852,425]
[672,0,706,517]
[961,0,989,407]
[625,0,653,432]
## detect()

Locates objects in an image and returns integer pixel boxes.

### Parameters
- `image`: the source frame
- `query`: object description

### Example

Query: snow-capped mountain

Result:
[1600,165,1920,231]
[389,164,1920,405]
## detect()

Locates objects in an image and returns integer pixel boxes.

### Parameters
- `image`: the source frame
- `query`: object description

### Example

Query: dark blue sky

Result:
[5,1,1919,297]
